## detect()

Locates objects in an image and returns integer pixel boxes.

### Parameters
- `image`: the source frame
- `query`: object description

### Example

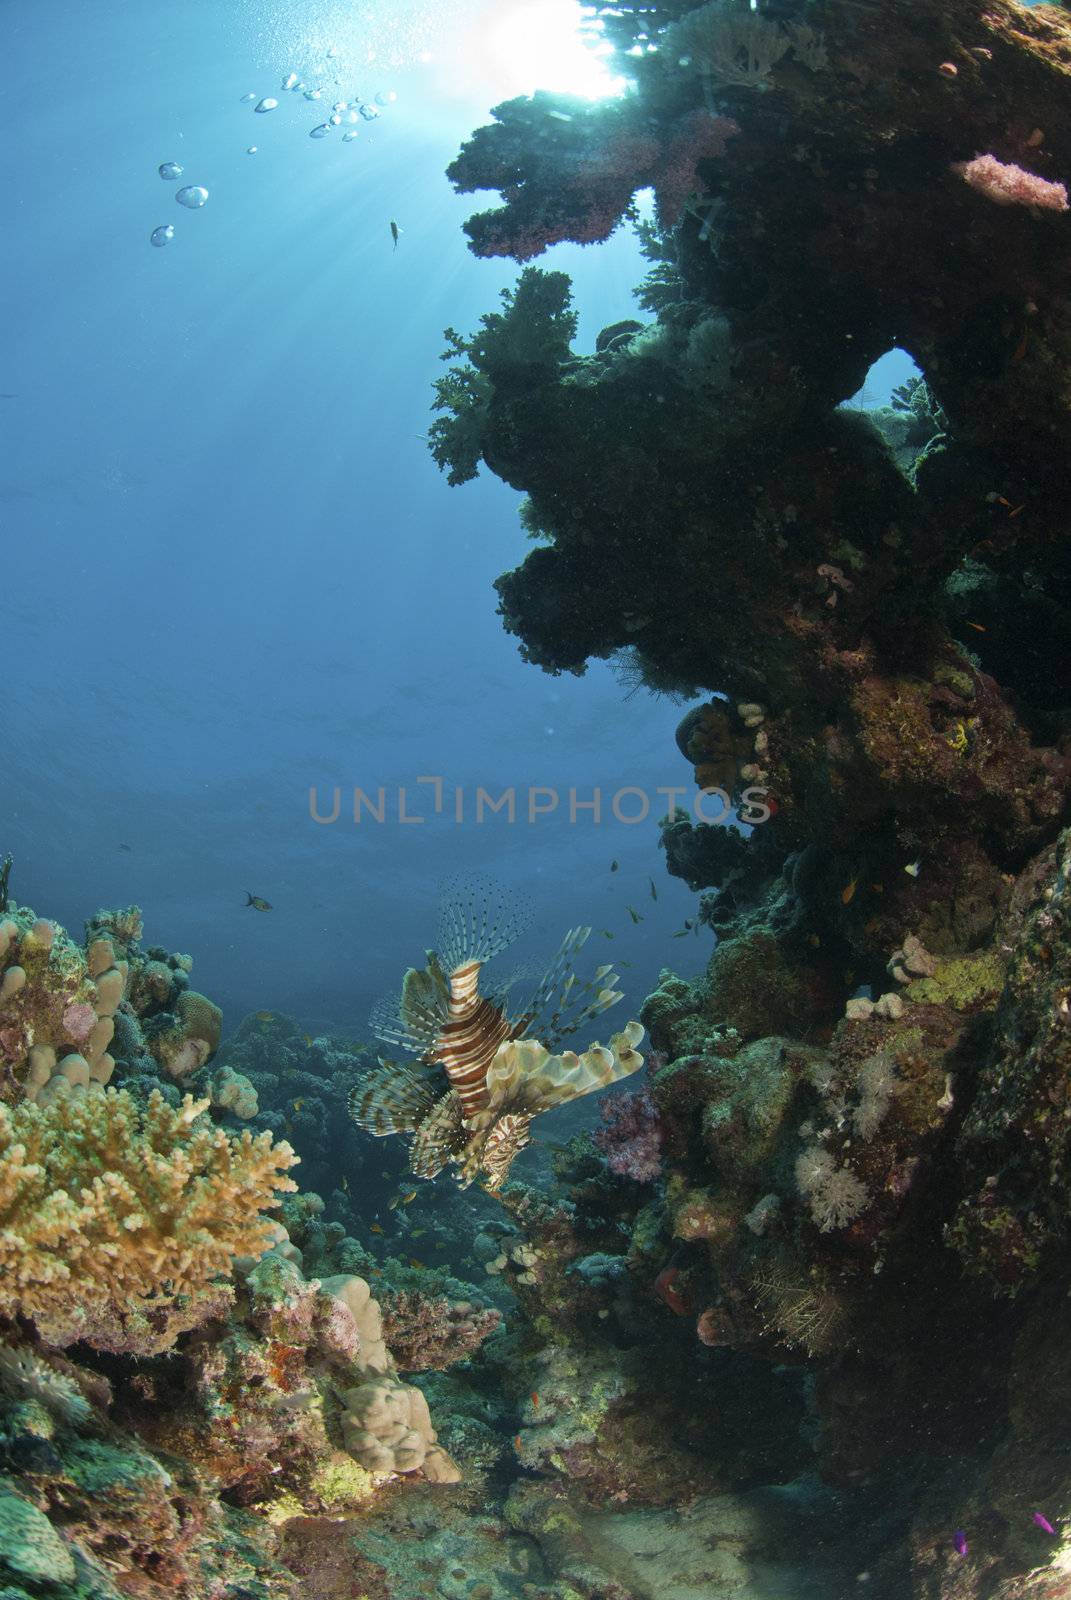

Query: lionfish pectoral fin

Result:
[369,961,448,1055]
[347,1060,444,1135]
[409,1089,466,1179]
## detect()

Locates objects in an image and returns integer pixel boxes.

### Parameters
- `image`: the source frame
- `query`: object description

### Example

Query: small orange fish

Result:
[409,1258,425,1270]
[369,1223,384,1234]
[1007,503,1025,519]
[841,879,857,905]
[256,1010,274,1023]
[291,1098,304,1112]
[531,1391,540,1409]
[401,1189,418,1205]
[966,622,986,633]
[514,1434,523,1451]
[871,883,884,894]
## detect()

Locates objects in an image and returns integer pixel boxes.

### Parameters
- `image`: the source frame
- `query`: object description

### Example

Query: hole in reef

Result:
[842,346,922,411]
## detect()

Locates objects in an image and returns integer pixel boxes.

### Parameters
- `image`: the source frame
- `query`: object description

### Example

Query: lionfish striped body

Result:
[436,958,517,1119]
[347,876,644,1189]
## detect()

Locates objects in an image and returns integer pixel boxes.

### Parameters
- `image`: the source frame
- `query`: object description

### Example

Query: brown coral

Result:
[378,1290,501,1373]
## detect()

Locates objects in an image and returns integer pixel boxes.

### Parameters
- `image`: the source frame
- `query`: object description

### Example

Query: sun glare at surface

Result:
[459,0,627,101]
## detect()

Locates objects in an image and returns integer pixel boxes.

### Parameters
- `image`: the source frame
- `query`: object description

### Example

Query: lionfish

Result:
[347,877,645,1190]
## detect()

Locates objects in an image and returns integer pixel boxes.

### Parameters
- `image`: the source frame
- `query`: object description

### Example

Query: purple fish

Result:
[952,1531,968,1558]
[1032,1512,1056,1536]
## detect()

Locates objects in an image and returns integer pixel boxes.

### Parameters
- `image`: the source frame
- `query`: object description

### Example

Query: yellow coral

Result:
[0,1086,298,1354]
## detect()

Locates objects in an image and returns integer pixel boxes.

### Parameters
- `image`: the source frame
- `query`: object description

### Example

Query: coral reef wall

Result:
[423,2,1071,1595]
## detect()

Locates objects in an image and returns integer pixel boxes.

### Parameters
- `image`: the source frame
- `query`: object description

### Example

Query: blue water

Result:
[3,0,911,1037]
[0,2,674,1029]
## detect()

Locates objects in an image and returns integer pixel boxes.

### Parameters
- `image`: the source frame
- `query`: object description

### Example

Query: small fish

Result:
[514,1433,523,1451]
[388,1195,401,1211]
[303,1034,313,1047]
[952,1531,968,1558]
[257,1010,274,1023]
[841,878,857,905]
[340,1175,349,1191]
[118,843,132,852]
[1032,1513,1056,1535]
[649,878,658,902]
[283,1121,293,1135]
[435,1241,446,1249]
[531,1391,540,1408]
[369,1222,384,1234]
[411,1227,426,1238]
[390,218,400,250]
[672,929,690,938]
[401,1188,418,1205]
[409,1258,425,1270]
[807,934,821,948]
[966,621,986,633]
[904,860,921,878]
[626,905,642,924]
[246,892,273,912]
[381,1170,391,1179]
[610,859,619,872]
[871,883,884,894]
[291,1098,305,1112]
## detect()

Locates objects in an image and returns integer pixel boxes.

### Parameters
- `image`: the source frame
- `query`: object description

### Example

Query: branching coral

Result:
[0,1086,298,1354]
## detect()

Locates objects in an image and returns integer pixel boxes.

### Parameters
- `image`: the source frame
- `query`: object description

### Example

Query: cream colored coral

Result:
[339,1374,460,1482]
[0,1086,298,1353]
[321,1273,390,1375]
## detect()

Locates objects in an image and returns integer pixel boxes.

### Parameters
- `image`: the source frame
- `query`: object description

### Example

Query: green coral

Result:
[0,1488,76,1586]
[429,268,578,486]
[906,951,1005,1010]
[308,1453,375,1512]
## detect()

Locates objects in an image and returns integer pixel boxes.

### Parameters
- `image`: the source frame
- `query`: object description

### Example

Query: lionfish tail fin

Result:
[347,1060,443,1135]
[436,873,532,974]
[514,927,624,1048]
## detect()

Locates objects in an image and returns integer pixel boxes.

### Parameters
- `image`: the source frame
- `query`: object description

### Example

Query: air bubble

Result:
[175,185,208,208]
[150,224,175,247]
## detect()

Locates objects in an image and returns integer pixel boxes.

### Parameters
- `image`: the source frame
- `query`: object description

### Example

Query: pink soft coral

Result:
[953,153,1068,213]
[595,1088,663,1183]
